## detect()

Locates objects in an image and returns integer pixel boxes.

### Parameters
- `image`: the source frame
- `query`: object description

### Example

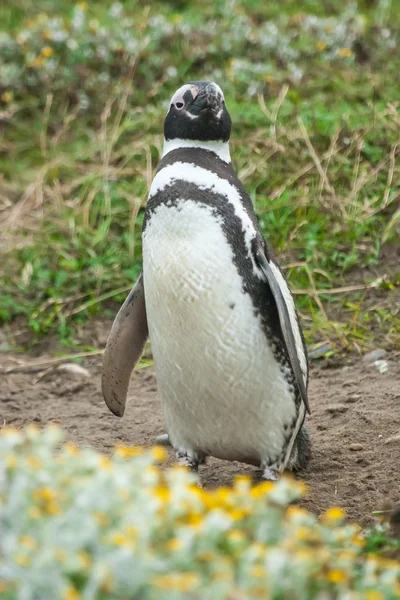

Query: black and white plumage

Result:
[102,81,311,481]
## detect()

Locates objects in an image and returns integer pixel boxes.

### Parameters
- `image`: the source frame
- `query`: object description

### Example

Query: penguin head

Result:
[164,81,232,143]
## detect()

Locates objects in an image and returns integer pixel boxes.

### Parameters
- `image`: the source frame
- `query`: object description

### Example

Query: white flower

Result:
[67,38,78,50]
[72,8,85,31]
[288,62,303,84]
[166,66,178,78]
[51,30,68,43]
[110,2,124,19]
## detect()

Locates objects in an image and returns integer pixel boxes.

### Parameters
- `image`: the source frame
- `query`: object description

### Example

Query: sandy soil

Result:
[1,349,399,526]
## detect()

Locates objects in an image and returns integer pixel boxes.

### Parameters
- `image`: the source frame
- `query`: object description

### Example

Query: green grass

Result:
[0,0,399,352]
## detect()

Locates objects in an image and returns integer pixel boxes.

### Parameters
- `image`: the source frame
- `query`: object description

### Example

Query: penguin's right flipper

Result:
[102,273,148,417]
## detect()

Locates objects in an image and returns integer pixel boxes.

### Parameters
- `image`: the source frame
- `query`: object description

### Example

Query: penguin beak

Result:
[191,84,223,115]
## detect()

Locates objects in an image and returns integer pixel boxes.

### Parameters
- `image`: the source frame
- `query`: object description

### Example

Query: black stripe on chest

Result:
[154,148,260,230]
[143,175,300,407]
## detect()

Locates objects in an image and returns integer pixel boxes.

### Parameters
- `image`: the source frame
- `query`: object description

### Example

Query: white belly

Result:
[142,200,297,466]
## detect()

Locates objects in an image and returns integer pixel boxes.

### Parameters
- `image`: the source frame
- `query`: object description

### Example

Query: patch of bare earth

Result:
[1,350,399,526]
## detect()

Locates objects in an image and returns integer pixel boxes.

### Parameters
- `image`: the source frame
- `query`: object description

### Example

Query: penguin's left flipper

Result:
[253,240,311,415]
[102,273,148,417]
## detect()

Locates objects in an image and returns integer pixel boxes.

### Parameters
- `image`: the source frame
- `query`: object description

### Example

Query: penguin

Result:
[102,81,311,481]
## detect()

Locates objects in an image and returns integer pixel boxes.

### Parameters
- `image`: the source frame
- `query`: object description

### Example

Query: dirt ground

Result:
[1,345,399,526]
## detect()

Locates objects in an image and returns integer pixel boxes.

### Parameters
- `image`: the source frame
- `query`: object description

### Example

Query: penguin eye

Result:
[175,102,184,109]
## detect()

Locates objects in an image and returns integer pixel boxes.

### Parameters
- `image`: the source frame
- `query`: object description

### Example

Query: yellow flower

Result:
[99,456,112,471]
[151,445,167,462]
[167,538,183,552]
[126,526,137,538]
[339,48,352,58]
[248,585,269,597]
[197,551,215,561]
[227,529,246,543]
[351,533,365,547]
[249,542,267,557]
[212,487,232,506]
[64,442,80,456]
[152,572,200,592]
[1,426,19,437]
[28,57,46,69]
[32,486,56,502]
[316,41,327,51]
[144,465,159,478]
[327,569,347,583]
[46,501,61,515]
[294,526,312,541]
[28,507,41,519]
[296,480,308,496]
[14,553,30,567]
[323,507,345,522]
[337,550,356,561]
[100,575,114,593]
[20,536,38,550]
[109,532,135,548]
[25,424,40,436]
[115,445,143,459]
[186,513,203,528]
[63,587,81,600]
[94,511,109,527]
[41,46,54,58]
[118,489,131,502]
[154,486,170,502]
[6,454,17,469]
[55,549,67,562]
[250,565,265,578]
[78,551,91,569]
[234,475,252,486]
[0,581,6,593]
[228,508,248,521]
[75,1,88,10]
[250,481,274,498]
[366,592,384,600]
[286,506,309,520]
[26,456,42,469]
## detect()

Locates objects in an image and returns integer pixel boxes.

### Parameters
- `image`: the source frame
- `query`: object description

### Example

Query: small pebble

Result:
[349,443,364,451]
[362,349,387,363]
[384,434,400,445]
[326,404,349,414]
[57,363,90,378]
[345,393,361,403]
[373,359,389,374]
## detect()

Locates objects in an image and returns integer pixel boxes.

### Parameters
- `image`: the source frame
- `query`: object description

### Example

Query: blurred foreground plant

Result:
[0,425,399,599]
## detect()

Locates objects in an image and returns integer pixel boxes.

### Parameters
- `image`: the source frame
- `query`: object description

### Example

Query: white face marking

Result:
[149,161,262,276]
[162,139,231,163]
[167,82,225,121]
[168,84,198,113]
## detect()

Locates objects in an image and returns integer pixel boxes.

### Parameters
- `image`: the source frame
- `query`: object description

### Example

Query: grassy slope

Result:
[0,0,399,353]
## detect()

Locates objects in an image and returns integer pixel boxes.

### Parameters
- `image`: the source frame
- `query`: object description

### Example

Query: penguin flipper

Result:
[253,242,311,415]
[101,273,148,417]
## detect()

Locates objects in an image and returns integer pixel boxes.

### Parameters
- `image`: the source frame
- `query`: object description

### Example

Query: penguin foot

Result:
[261,467,280,481]
[155,433,171,446]
[175,451,203,473]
